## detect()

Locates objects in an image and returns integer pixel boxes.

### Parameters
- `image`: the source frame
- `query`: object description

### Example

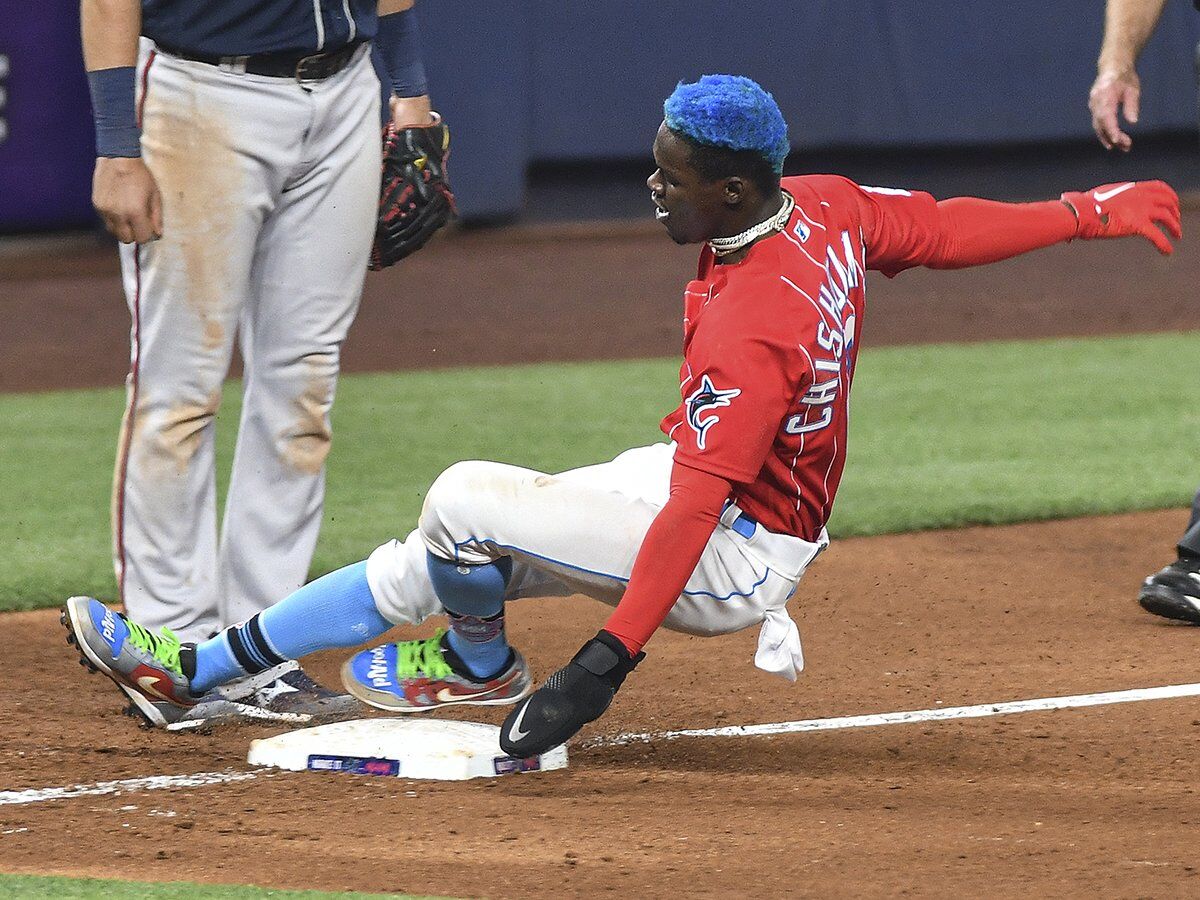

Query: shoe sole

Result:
[114,681,321,731]
[1138,585,1200,624]
[340,658,533,714]
[115,681,172,728]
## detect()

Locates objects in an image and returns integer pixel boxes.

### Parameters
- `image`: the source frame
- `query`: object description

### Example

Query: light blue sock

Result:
[190,561,391,694]
[445,616,511,678]
[426,552,512,679]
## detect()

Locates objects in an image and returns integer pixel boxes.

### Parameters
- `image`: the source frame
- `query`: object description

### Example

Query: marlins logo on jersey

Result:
[685,374,741,450]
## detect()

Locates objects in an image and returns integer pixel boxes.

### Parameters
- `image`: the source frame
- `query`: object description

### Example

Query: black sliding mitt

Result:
[500,630,644,758]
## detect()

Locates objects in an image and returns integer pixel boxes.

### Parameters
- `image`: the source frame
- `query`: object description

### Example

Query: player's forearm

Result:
[376,0,429,111]
[1097,0,1169,74]
[82,0,143,159]
[81,0,141,71]
[603,463,731,655]
[922,197,1078,270]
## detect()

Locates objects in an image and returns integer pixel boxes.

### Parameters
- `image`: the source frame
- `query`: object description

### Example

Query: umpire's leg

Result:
[1178,487,1200,559]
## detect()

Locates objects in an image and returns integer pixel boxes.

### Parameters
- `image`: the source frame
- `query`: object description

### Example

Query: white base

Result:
[247,718,568,781]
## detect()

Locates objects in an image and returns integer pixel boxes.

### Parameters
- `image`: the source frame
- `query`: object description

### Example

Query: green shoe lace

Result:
[123,617,184,676]
[395,629,452,679]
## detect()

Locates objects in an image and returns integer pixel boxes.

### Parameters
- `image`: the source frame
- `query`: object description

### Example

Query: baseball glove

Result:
[368,112,455,270]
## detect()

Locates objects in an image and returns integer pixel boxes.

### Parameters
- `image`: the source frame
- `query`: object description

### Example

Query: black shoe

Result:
[1138,556,1200,624]
[221,661,362,721]
[119,661,361,731]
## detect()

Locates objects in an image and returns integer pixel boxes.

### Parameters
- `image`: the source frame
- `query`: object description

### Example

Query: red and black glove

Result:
[499,630,643,758]
[368,112,456,270]
[1060,180,1181,255]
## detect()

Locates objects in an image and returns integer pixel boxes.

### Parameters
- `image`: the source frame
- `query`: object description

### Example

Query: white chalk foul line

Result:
[7,683,1200,804]
[589,681,1200,748]
[0,769,257,807]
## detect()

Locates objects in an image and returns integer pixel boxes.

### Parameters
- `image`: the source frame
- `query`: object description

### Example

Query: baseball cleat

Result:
[342,629,532,712]
[215,662,361,722]
[1138,556,1200,624]
[116,661,360,731]
[62,596,197,710]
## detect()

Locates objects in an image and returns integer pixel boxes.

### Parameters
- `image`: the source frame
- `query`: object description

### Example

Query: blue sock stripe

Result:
[191,561,394,695]
[235,624,270,669]
[246,615,286,666]
[224,627,258,673]
[226,623,271,674]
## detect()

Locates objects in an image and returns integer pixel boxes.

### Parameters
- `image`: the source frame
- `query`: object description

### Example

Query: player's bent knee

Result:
[419,459,521,544]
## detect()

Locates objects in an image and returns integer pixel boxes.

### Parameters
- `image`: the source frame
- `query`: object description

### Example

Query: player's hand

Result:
[1089,68,1140,152]
[499,630,644,758]
[1061,180,1181,255]
[92,157,163,244]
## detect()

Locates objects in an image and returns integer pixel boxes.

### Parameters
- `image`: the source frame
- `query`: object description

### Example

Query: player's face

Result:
[647,123,730,244]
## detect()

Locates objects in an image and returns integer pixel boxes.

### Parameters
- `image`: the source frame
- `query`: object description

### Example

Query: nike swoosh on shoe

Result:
[435,683,506,704]
[136,675,177,703]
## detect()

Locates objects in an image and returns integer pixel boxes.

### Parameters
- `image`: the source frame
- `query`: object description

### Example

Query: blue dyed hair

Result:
[663,74,789,175]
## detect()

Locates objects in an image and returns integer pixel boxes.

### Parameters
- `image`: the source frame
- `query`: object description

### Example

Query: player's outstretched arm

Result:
[905,180,1181,271]
[500,463,732,757]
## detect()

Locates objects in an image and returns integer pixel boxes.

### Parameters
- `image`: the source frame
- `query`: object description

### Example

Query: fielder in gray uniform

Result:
[1089,0,1200,621]
[83,0,447,724]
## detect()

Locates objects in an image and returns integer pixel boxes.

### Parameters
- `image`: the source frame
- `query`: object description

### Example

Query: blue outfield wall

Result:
[0,3,95,230]
[2,1,1198,228]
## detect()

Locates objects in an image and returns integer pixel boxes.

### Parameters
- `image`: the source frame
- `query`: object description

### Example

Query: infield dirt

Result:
[1,220,1198,897]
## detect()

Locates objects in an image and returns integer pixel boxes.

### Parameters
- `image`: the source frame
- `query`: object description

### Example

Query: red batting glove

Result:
[1060,180,1182,255]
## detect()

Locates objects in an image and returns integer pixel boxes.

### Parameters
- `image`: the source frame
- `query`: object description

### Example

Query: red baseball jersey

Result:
[659,174,944,542]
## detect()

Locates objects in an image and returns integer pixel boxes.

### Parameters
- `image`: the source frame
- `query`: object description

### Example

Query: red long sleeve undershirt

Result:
[919,197,1078,269]
[604,462,732,655]
[603,195,1080,657]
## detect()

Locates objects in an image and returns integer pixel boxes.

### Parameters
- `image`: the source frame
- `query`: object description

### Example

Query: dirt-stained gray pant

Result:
[114,41,380,641]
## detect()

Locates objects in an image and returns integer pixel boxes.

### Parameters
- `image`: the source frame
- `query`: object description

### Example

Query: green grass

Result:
[830,333,1199,535]
[1,333,1195,612]
[0,875,444,898]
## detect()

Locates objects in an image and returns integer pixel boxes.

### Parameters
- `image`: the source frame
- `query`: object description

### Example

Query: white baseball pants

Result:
[367,444,828,680]
[115,41,381,640]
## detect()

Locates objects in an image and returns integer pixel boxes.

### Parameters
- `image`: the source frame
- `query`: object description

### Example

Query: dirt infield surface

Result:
[3,510,1199,897]
[1,219,1199,897]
